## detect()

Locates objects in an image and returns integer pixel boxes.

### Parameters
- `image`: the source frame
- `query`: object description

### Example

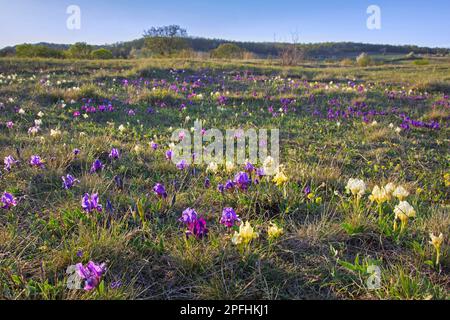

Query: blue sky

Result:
[1,0,449,48]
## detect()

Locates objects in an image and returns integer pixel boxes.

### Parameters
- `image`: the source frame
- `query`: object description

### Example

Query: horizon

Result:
[1,0,449,49]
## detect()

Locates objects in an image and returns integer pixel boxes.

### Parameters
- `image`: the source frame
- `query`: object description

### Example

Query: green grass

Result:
[0,57,448,300]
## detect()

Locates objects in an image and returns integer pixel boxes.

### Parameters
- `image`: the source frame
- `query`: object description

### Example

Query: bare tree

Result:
[279,31,305,66]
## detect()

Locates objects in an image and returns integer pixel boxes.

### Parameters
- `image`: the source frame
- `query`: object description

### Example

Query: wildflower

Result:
[165,150,173,161]
[185,217,208,239]
[392,186,410,201]
[73,148,80,156]
[220,207,240,228]
[4,155,18,171]
[30,155,45,168]
[179,208,198,225]
[272,170,288,186]
[118,124,126,132]
[179,208,208,239]
[384,182,396,195]
[369,185,390,204]
[109,148,120,160]
[176,159,189,170]
[62,174,79,190]
[76,261,106,291]
[267,223,284,240]
[6,121,14,129]
[444,173,450,187]
[234,172,251,191]
[345,178,366,198]
[394,201,416,232]
[153,183,167,199]
[50,128,61,138]
[304,186,312,196]
[82,193,103,213]
[206,161,218,174]
[1,192,17,210]
[429,233,444,266]
[225,180,235,191]
[204,178,211,188]
[217,183,225,193]
[263,156,276,175]
[232,221,259,246]
[225,161,235,173]
[90,159,104,173]
[28,126,40,135]
[256,168,265,178]
[244,161,255,173]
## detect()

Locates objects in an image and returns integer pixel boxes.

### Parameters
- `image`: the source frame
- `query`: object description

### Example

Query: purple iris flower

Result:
[73,148,80,156]
[1,192,17,210]
[62,174,79,190]
[185,217,208,239]
[244,161,255,173]
[82,193,103,213]
[234,172,251,191]
[30,155,44,168]
[256,168,265,178]
[217,183,225,193]
[6,121,14,129]
[151,142,158,151]
[76,261,106,291]
[153,183,168,199]
[109,148,120,160]
[304,186,311,196]
[204,178,211,189]
[225,180,234,191]
[179,208,198,225]
[4,155,18,171]
[220,207,240,228]
[90,159,104,173]
[165,150,173,161]
[176,159,189,170]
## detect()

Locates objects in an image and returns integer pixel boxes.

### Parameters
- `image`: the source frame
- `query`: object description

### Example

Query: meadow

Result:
[0,56,449,300]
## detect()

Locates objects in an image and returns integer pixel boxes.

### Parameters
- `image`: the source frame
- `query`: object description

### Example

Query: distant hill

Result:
[1,37,449,59]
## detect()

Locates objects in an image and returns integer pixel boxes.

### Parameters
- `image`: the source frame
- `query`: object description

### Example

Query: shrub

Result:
[356,53,372,67]
[16,44,64,59]
[91,48,113,60]
[67,42,93,59]
[211,43,244,59]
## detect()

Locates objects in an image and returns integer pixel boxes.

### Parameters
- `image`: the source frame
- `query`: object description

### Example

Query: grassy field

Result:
[0,57,449,300]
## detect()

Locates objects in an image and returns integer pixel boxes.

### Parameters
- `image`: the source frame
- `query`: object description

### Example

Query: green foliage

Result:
[356,52,373,67]
[16,44,64,58]
[143,25,190,57]
[67,42,93,59]
[91,48,113,60]
[211,43,244,59]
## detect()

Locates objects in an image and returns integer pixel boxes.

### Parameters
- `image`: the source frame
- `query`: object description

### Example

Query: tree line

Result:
[1,25,448,60]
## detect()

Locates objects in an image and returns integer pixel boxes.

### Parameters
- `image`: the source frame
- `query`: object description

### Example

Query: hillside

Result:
[1,37,449,60]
